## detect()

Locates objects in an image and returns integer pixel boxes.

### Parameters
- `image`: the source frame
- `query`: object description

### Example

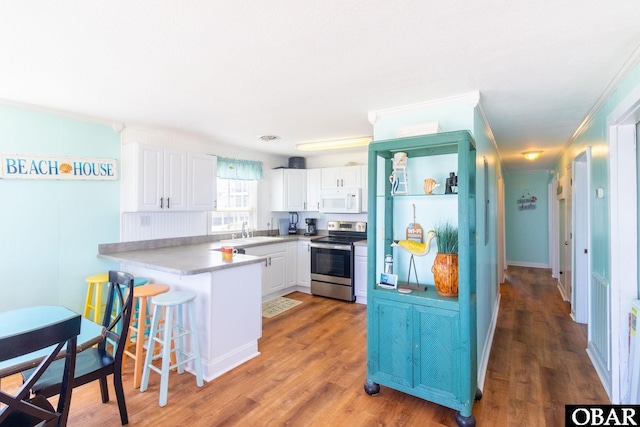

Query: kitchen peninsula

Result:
[98,237,270,382]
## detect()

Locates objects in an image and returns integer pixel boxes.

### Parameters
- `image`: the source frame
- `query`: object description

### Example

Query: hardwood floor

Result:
[3,266,609,426]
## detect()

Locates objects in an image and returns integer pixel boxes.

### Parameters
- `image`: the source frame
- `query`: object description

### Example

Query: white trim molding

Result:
[606,82,640,403]
[477,293,500,392]
[506,261,550,269]
[367,91,480,124]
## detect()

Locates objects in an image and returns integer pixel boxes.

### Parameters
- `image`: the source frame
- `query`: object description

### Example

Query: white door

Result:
[572,151,590,324]
[497,176,506,284]
[284,169,307,211]
[188,153,217,211]
[321,167,341,189]
[139,144,164,211]
[297,241,311,289]
[306,169,321,211]
[559,199,567,295]
[268,250,286,293]
[163,148,188,210]
[341,166,362,188]
[564,166,573,301]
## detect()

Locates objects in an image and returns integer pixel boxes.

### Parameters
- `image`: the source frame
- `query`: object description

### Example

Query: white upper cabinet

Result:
[321,165,362,189]
[121,143,216,212]
[163,148,188,210]
[271,168,307,211]
[306,168,321,211]
[187,152,217,211]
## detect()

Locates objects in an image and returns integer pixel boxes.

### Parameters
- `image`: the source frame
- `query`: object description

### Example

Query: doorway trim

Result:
[572,148,591,324]
[607,82,640,403]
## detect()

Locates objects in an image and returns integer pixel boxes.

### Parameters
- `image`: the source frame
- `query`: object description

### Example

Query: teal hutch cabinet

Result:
[364,131,480,427]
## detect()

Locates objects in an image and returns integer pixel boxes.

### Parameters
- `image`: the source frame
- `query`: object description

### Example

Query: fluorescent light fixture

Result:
[522,151,542,161]
[296,137,372,151]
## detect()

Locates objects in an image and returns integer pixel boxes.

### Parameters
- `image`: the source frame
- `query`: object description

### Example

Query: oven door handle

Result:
[310,243,352,251]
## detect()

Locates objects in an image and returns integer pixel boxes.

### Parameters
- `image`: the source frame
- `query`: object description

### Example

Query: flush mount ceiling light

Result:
[522,151,543,161]
[257,135,281,142]
[295,136,372,151]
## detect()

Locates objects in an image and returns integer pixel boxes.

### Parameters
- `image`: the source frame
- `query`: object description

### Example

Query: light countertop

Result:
[98,234,325,276]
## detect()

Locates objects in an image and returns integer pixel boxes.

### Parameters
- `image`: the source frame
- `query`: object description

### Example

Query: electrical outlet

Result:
[140,215,151,227]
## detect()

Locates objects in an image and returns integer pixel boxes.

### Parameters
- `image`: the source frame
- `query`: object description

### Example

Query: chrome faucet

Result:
[241,222,249,238]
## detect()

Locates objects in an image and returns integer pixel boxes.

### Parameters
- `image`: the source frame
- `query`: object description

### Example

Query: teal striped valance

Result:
[216,157,263,181]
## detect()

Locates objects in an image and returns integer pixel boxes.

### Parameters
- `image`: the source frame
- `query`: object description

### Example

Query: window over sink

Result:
[209,178,257,233]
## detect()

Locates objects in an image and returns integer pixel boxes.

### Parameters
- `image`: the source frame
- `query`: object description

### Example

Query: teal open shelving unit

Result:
[364,130,480,427]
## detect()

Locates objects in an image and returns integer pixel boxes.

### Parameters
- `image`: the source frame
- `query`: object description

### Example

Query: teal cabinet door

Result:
[369,298,413,388]
[413,305,461,400]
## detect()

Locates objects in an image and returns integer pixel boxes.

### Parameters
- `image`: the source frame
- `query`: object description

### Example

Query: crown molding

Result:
[0,97,117,129]
[570,41,640,142]
[474,94,503,168]
[368,91,480,124]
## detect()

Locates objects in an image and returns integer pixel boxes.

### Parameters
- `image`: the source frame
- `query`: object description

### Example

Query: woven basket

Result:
[431,253,459,297]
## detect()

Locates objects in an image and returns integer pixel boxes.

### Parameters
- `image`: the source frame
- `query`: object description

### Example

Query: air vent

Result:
[258,135,281,142]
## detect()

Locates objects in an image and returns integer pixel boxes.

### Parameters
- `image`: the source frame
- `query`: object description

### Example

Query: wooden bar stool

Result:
[123,283,170,388]
[83,272,109,323]
[84,273,148,323]
[140,290,203,407]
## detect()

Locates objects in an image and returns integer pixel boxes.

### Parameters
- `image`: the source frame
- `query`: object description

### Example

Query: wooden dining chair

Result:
[23,271,135,425]
[0,313,81,427]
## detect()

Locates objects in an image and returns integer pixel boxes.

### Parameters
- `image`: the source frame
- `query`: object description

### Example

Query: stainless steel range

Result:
[310,220,367,302]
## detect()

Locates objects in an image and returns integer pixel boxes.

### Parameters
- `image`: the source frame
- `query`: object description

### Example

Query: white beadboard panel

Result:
[121,211,208,242]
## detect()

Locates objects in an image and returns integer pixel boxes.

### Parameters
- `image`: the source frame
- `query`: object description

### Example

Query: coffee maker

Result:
[288,212,299,235]
[304,218,318,236]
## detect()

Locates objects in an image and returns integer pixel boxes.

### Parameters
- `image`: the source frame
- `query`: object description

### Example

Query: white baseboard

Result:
[557,283,569,302]
[506,260,550,269]
[477,292,501,391]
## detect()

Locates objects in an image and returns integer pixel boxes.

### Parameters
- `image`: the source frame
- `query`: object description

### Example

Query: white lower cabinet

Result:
[354,244,367,304]
[245,241,298,299]
[297,240,311,292]
[245,244,285,296]
[286,241,297,287]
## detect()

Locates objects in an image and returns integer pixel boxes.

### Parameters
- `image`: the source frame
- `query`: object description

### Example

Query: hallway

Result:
[474,266,609,425]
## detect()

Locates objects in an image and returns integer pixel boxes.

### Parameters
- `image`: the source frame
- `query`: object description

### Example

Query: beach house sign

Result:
[0,154,118,180]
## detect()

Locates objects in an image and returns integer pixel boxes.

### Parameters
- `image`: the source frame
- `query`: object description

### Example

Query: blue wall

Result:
[557,62,640,282]
[0,105,120,313]
[504,170,550,266]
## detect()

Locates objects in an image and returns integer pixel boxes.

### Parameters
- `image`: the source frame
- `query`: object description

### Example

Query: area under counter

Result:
[98,240,265,382]
[121,262,262,382]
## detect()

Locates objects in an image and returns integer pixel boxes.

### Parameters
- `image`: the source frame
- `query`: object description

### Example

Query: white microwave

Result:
[319,188,361,214]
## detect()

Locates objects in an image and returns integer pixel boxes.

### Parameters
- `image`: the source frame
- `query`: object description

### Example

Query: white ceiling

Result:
[1,1,640,171]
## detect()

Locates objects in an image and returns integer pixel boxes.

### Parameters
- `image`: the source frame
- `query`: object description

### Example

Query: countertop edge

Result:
[99,233,325,254]
[98,252,266,276]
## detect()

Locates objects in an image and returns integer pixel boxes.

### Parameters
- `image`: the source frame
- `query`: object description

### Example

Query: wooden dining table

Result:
[0,305,106,379]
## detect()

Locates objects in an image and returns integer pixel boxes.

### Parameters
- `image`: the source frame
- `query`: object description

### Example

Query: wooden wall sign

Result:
[1,154,118,180]
[406,204,424,242]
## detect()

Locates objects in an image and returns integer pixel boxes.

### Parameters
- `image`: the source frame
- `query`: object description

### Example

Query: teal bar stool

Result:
[140,290,203,407]
[113,276,149,334]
